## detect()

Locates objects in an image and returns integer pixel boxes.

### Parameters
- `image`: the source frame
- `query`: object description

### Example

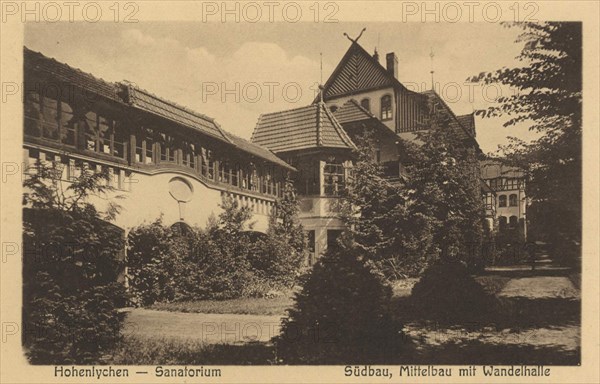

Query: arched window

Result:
[360,98,371,112]
[498,195,507,207]
[381,95,392,120]
[509,215,518,228]
[509,194,518,207]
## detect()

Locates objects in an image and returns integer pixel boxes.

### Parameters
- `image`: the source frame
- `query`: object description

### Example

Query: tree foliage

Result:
[127,191,306,304]
[469,22,582,264]
[340,129,435,278]
[274,247,404,364]
[404,104,485,268]
[22,159,127,364]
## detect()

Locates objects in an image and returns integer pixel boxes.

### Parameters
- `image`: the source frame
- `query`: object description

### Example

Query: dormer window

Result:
[360,98,370,112]
[381,95,392,120]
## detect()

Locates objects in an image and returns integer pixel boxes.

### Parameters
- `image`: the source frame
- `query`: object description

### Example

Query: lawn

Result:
[149,294,294,316]
[110,272,579,365]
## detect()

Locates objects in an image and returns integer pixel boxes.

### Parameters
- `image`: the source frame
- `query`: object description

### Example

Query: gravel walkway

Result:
[124,308,283,344]
[498,276,580,299]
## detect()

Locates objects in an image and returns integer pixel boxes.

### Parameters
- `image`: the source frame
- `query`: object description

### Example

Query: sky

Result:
[25,22,536,153]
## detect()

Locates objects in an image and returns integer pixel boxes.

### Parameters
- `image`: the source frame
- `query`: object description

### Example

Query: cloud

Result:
[102,29,321,137]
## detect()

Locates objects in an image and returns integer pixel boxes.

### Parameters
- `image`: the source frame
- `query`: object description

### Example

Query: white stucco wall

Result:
[23,148,273,233]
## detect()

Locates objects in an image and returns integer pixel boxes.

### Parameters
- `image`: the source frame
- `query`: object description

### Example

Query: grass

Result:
[475,275,511,295]
[149,294,294,316]
[124,273,578,365]
[146,276,506,316]
[106,336,274,365]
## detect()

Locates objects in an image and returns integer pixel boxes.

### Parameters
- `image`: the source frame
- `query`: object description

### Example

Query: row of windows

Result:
[487,177,523,191]
[27,152,133,191]
[498,194,519,207]
[24,92,283,197]
[329,95,393,121]
[498,215,521,229]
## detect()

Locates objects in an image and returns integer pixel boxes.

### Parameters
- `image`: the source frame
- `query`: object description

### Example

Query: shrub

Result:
[274,247,405,364]
[410,260,498,323]
[23,208,127,364]
[127,193,306,304]
[126,217,192,306]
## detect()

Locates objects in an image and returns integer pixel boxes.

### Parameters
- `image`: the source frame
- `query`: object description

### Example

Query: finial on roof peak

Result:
[343,28,366,44]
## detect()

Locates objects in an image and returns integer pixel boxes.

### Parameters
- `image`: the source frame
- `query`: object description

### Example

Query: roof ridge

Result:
[24,46,119,94]
[316,102,323,147]
[258,103,317,119]
[421,89,476,141]
[318,41,416,103]
[121,81,233,144]
[122,81,217,124]
[320,103,356,149]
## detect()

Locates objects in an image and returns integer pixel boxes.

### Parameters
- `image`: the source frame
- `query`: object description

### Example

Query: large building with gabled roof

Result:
[22,47,294,233]
[253,38,489,261]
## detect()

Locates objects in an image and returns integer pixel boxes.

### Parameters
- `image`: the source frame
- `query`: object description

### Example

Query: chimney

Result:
[386,52,398,78]
[373,48,379,63]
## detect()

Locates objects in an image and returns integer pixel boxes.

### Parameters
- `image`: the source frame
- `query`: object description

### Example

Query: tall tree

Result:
[341,129,436,278]
[403,103,485,267]
[470,22,582,264]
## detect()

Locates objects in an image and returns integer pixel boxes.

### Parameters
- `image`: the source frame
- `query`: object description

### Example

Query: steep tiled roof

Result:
[421,90,479,150]
[457,113,476,137]
[224,132,295,170]
[252,103,356,153]
[119,82,231,142]
[320,41,413,101]
[24,47,121,102]
[333,99,375,124]
[24,47,293,169]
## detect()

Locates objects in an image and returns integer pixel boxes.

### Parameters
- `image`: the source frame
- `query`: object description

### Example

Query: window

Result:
[201,148,214,179]
[24,92,42,137]
[60,101,75,146]
[42,94,60,141]
[509,215,518,228]
[498,195,507,207]
[509,194,518,207]
[323,163,345,196]
[218,161,228,183]
[24,92,77,145]
[329,105,338,113]
[250,169,259,192]
[306,230,316,266]
[112,121,128,159]
[159,133,178,163]
[381,95,392,120]
[498,216,507,230]
[327,230,343,251]
[360,98,370,112]
[182,142,196,169]
[84,112,112,154]
[134,130,155,164]
[506,178,520,190]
